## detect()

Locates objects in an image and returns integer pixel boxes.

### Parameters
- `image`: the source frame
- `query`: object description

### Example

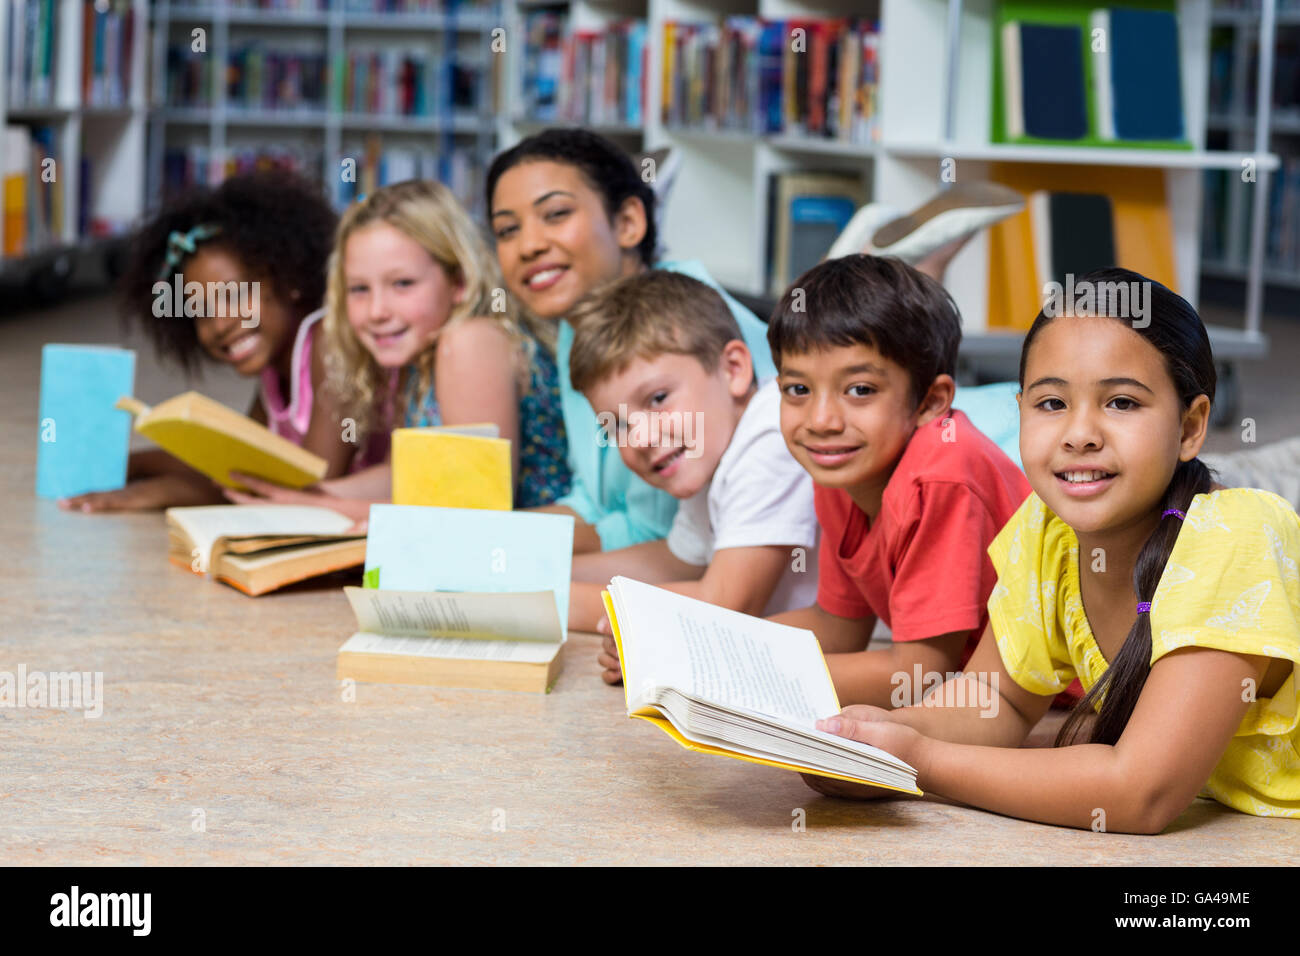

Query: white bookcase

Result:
[500,0,1281,359]
[149,0,501,215]
[1201,1,1300,290]
[0,0,149,289]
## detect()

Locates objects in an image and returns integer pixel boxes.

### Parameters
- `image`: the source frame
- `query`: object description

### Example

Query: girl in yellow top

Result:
[810,267,1300,831]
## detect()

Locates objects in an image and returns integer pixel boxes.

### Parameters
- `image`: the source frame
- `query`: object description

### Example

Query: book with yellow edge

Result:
[390,423,511,510]
[117,392,327,490]
[166,504,364,596]
[602,576,920,792]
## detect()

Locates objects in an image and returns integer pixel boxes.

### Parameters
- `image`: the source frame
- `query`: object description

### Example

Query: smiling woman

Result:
[485,128,776,554]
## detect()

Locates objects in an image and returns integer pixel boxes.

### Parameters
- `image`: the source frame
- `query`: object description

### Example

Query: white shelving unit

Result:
[1203,0,1299,296]
[0,0,149,289]
[149,0,501,214]
[501,0,1280,357]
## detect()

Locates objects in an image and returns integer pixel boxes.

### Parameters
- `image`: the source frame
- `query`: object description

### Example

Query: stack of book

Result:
[226,44,330,113]
[2,124,63,255]
[662,17,880,143]
[162,145,324,199]
[167,505,366,597]
[81,0,135,108]
[335,47,431,116]
[520,8,565,121]
[5,0,58,106]
[165,44,214,109]
[335,135,482,213]
[521,12,647,128]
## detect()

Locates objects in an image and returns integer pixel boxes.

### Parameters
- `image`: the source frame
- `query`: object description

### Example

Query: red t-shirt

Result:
[815,409,1031,666]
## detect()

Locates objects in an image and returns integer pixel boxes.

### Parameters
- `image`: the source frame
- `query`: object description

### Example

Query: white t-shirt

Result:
[666,378,819,615]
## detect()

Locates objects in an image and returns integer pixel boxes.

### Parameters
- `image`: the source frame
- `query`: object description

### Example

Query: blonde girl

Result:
[227,179,570,515]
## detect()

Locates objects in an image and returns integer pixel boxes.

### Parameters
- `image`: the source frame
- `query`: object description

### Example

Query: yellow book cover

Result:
[986,163,1177,330]
[390,424,512,510]
[118,392,327,490]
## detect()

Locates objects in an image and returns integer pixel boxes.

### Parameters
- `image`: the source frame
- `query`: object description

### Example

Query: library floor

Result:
[2,293,1298,865]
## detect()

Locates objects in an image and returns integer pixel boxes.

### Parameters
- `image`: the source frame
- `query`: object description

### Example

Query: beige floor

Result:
[1,293,1297,864]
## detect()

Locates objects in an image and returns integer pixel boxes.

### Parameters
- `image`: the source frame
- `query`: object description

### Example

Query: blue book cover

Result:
[1018,23,1087,140]
[35,344,135,499]
[626,20,646,126]
[789,195,857,283]
[758,20,785,134]
[1109,8,1184,141]
[364,505,575,633]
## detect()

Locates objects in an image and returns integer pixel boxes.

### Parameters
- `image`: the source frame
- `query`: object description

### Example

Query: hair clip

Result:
[1136,602,1152,614]
[156,223,222,281]
[1161,508,1186,520]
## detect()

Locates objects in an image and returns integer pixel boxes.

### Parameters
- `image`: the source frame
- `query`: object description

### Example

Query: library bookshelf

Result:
[1,0,149,297]
[499,0,1281,386]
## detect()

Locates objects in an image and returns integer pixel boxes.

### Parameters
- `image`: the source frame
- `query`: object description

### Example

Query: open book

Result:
[603,576,920,792]
[118,391,327,490]
[166,504,364,596]
[342,505,576,691]
[337,586,564,693]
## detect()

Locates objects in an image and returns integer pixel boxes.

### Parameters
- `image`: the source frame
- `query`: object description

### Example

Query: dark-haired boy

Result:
[767,255,1031,708]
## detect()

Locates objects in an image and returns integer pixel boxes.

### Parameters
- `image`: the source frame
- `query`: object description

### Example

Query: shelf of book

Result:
[2,0,149,287]
[150,0,500,215]
[586,0,1283,341]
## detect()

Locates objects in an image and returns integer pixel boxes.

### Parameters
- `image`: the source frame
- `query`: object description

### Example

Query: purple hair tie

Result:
[1162,509,1186,520]
[1136,602,1152,614]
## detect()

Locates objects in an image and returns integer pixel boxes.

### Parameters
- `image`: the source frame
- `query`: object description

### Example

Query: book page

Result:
[343,586,563,644]
[611,577,838,726]
[339,631,559,664]
[166,504,360,572]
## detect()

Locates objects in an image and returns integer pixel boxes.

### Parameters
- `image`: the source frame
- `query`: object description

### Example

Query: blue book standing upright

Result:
[1003,21,1087,141]
[35,345,135,499]
[1104,7,1185,141]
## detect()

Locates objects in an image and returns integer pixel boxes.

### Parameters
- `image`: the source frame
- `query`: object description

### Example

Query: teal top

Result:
[555,259,777,550]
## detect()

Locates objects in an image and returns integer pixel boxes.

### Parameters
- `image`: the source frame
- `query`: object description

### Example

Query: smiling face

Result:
[778,343,943,508]
[489,160,645,321]
[343,222,464,368]
[1018,315,1207,536]
[583,345,753,500]
[189,246,296,376]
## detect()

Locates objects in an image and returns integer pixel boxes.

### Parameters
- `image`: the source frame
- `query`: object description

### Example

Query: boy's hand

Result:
[59,474,216,512]
[595,615,624,685]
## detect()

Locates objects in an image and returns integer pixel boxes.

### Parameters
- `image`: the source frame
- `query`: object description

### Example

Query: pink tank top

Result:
[260,308,389,471]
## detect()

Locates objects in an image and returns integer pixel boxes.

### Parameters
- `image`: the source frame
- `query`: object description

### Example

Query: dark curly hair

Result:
[485,128,657,268]
[120,169,337,374]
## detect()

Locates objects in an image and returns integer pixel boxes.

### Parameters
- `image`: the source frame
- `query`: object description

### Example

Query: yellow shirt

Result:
[987,488,1300,818]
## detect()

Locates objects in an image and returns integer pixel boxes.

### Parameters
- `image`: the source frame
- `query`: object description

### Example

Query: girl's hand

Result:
[59,474,220,512]
[223,472,371,523]
[817,705,931,775]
